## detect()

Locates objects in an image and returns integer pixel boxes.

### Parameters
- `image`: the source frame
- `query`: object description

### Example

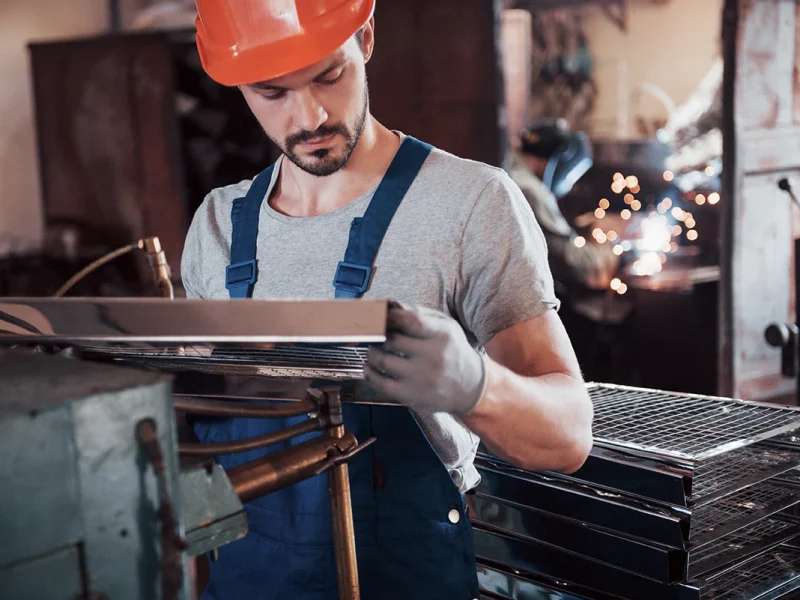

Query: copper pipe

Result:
[328,423,360,600]
[174,397,316,419]
[179,418,324,457]
[142,236,174,300]
[228,432,357,504]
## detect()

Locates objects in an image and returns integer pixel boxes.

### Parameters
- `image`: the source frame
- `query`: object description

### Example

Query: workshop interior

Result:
[3,0,800,599]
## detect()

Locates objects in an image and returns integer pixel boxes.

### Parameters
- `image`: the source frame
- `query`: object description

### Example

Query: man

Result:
[182,2,593,599]
[510,120,619,290]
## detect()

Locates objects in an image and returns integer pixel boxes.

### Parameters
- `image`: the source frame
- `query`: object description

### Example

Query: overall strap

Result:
[333,136,433,298]
[225,164,275,299]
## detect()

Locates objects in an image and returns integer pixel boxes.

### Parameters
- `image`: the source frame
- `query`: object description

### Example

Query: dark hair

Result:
[355,26,365,52]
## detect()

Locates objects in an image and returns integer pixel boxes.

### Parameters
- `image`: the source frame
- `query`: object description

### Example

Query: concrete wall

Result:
[584,0,724,138]
[0,0,108,250]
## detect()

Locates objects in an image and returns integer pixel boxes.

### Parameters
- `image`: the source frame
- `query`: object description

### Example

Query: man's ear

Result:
[362,17,376,63]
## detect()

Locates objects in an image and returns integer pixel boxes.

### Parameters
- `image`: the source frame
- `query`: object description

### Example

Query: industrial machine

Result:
[7,298,800,599]
[0,351,183,600]
[0,297,387,600]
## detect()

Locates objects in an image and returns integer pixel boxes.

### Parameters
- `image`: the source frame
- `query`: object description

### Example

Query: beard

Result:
[280,84,370,177]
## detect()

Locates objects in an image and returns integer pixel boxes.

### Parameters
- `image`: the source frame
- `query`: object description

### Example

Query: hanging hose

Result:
[52,243,138,298]
[52,237,174,299]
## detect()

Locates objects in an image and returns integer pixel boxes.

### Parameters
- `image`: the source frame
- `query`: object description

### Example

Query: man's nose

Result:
[292,88,328,133]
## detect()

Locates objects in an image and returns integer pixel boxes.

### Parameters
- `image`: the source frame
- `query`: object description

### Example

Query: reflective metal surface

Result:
[0,298,387,344]
[476,562,600,600]
[468,494,688,583]
[475,458,690,549]
[473,526,699,600]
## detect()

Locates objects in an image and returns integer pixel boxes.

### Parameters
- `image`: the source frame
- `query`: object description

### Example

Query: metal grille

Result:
[690,518,798,577]
[589,384,800,461]
[81,344,370,380]
[691,446,800,502]
[691,483,800,542]
[778,469,800,484]
[699,545,800,599]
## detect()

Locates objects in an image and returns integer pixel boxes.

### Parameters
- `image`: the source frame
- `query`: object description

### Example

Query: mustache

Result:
[286,124,349,149]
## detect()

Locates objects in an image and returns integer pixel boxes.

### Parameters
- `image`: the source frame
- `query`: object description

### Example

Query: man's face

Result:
[240,23,374,177]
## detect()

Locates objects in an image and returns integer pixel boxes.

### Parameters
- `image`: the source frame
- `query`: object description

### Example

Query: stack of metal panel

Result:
[472,384,800,600]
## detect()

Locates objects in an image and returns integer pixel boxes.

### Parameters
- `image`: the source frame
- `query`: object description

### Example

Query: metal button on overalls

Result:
[448,508,461,524]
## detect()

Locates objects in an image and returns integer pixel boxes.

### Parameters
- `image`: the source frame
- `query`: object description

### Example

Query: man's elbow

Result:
[557,426,593,474]
[552,389,594,474]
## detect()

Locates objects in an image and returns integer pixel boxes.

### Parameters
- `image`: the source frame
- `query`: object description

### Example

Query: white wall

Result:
[583,0,723,138]
[0,0,108,250]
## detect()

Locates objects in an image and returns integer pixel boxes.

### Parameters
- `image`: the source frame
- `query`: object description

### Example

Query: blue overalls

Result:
[193,137,481,600]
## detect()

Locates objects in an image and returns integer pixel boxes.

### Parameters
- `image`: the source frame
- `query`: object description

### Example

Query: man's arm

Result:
[461,308,593,474]
[365,303,593,475]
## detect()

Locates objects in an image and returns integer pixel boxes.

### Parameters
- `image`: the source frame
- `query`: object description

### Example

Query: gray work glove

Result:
[364,302,487,415]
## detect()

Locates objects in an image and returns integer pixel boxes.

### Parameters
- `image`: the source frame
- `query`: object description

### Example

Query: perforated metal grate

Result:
[691,483,800,542]
[691,446,800,502]
[589,384,800,461]
[81,344,370,380]
[699,545,800,599]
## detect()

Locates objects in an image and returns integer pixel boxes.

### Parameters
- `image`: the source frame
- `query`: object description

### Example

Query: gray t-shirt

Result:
[181,135,559,492]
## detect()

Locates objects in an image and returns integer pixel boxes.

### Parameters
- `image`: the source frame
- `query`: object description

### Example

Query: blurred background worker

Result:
[509,119,619,291]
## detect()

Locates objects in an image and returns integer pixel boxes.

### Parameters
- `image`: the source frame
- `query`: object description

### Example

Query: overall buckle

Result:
[333,261,371,294]
[226,259,257,289]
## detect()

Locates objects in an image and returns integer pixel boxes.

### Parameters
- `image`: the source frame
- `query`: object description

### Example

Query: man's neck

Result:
[271,116,401,217]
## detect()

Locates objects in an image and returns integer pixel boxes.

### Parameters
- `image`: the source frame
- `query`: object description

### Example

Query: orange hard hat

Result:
[195,0,376,87]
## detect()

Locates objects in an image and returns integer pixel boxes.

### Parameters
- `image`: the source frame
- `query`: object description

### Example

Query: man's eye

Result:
[318,72,343,86]
[262,90,287,100]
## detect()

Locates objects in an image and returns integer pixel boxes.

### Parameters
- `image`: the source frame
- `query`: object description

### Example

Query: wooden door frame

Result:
[719,0,798,403]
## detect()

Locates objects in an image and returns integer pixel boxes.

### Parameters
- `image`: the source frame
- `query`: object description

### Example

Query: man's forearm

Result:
[461,358,593,474]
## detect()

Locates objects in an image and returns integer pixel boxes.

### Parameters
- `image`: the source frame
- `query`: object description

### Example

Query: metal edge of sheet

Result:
[535,446,692,507]
[474,462,690,549]
[472,526,700,600]
[468,493,688,584]
[0,298,388,343]
[476,561,605,600]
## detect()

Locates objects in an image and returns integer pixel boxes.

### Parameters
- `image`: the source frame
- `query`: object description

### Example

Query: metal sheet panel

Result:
[0,298,388,344]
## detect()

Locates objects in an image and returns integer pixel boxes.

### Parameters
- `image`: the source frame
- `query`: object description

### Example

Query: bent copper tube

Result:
[228,432,358,504]
[179,418,324,456]
[174,397,316,418]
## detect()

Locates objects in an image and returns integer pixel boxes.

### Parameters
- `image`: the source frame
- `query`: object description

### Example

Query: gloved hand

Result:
[364,302,487,415]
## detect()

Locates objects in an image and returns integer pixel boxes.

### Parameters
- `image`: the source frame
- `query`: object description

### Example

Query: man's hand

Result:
[365,303,487,415]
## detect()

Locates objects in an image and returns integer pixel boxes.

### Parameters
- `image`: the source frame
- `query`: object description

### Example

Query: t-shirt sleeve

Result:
[180,198,210,300]
[454,171,560,347]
